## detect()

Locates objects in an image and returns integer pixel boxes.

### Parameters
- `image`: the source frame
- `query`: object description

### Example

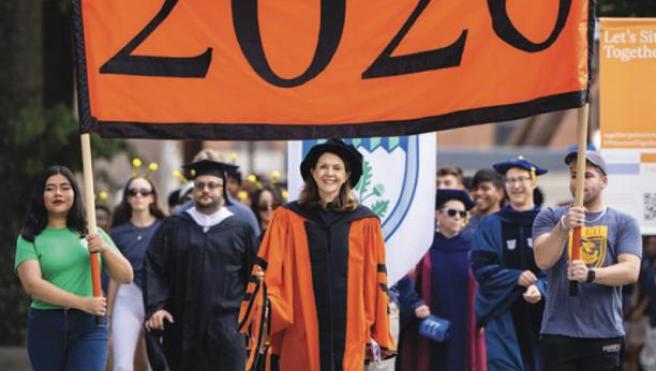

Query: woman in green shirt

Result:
[15,166,133,371]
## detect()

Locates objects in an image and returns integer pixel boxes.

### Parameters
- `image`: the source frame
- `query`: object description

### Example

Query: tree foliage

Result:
[0,1,130,345]
[0,106,130,345]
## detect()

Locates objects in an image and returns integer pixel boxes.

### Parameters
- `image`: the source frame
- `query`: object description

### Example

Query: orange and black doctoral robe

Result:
[239,201,396,371]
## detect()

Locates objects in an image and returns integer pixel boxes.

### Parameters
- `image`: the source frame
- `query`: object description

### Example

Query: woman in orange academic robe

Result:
[239,138,396,371]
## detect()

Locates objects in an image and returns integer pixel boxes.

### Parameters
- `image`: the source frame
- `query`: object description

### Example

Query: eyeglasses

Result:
[441,208,467,219]
[194,181,222,191]
[504,176,531,185]
[127,188,153,197]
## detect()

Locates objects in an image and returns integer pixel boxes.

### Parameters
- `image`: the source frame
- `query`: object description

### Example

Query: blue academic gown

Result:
[471,206,546,371]
[428,232,475,371]
[400,232,483,371]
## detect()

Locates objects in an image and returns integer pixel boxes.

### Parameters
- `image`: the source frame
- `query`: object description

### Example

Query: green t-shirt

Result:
[14,227,117,309]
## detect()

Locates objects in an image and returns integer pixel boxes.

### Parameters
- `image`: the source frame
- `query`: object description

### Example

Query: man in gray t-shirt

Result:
[533,150,642,371]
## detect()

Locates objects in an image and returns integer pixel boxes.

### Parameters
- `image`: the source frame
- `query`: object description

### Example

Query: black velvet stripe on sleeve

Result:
[255,257,268,270]
[238,279,262,331]
[270,354,280,371]
[470,251,498,270]
[500,222,522,269]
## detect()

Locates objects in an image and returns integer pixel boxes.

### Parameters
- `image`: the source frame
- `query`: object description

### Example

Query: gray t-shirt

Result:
[532,206,642,338]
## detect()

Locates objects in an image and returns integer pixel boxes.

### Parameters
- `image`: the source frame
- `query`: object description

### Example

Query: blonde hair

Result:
[193,148,225,162]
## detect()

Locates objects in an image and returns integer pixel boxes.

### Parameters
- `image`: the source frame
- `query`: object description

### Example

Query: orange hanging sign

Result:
[73,0,592,140]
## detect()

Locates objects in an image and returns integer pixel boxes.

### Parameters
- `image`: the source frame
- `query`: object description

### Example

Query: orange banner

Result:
[600,18,656,149]
[73,0,592,140]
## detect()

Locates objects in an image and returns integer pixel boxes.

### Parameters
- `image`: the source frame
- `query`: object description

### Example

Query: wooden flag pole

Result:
[81,133,103,306]
[569,103,590,296]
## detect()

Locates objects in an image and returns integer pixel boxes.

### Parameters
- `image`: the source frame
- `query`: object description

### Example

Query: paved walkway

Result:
[0,346,30,371]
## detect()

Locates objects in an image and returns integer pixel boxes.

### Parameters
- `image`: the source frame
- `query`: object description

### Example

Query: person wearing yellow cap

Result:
[471,156,548,371]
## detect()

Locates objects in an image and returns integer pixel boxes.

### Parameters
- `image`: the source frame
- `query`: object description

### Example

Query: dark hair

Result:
[20,166,88,242]
[250,187,283,226]
[112,177,166,227]
[167,189,181,208]
[95,204,112,215]
[472,168,507,209]
[437,166,464,183]
[472,168,504,190]
[533,186,544,208]
[436,198,466,211]
[462,175,473,191]
[227,169,243,184]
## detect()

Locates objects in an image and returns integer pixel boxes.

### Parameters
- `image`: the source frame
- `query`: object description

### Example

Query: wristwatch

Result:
[586,269,596,283]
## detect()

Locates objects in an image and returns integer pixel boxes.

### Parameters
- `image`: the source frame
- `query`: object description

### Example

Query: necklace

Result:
[134,224,148,241]
[132,218,155,241]
[585,207,607,225]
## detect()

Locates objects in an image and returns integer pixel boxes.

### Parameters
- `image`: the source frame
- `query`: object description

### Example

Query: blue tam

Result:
[435,189,475,210]
[492,157,548,176]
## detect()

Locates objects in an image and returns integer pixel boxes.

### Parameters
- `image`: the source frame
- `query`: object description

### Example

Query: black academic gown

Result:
[143,211,259,371]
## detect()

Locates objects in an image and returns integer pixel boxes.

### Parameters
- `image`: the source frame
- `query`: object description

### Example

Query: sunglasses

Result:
[441,208,467,219]
[127,188,153,197]
[257,203,281,211]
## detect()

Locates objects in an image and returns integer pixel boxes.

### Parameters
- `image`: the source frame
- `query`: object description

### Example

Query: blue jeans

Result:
[27,308,108,371]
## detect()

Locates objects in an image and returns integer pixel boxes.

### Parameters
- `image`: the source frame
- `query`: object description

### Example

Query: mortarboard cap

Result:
[182,159,239,180]
[182,160,237,205]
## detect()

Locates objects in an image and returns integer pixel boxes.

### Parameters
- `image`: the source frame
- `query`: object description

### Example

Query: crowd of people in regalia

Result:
[14,140,653,371]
